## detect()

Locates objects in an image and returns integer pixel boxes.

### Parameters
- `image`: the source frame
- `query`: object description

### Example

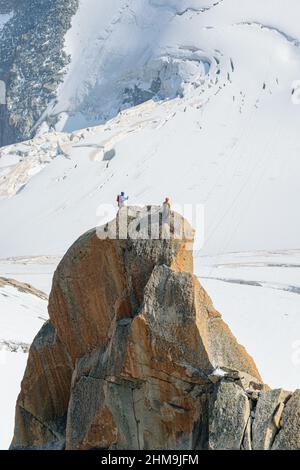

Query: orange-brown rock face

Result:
[64,264,261,450]
[48,207,194,362]
[11,206,299,450]
[11,321,73,449]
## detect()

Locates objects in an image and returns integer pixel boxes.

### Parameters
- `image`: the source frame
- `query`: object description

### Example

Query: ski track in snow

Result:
[149,0,224,16]
[235,21,300,48]
[200,276,300,295]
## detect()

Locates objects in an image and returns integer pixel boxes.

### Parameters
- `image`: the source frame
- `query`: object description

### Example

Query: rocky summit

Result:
[10,207,300,450]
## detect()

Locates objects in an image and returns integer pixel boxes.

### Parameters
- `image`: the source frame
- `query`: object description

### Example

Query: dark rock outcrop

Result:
[10,206,300,450]
[0,276,48,300]
[0,0,79,146]
[252,389,291,450]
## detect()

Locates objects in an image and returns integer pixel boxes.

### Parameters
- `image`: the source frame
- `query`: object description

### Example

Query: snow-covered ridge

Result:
[0,132,75,197]
[0,339,29,353]
[149,0,224,15]
[0,277,48,347]
[47,0,300,133]
[50,0,233,132]
[0,276,48,300]
[0,39,226,198]
[2,0,300,141]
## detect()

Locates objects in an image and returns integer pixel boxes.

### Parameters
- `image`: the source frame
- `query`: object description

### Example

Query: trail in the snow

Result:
[200,276,300,295]
[235,21,300,48]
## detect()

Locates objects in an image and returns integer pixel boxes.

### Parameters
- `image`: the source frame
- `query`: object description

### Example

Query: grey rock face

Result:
[0,0,79,146]
[209,382,250,450]
[272,390,300,450]
[252,389,291,450]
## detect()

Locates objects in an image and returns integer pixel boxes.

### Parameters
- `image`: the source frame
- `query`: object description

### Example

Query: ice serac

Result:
[10,207,299,450]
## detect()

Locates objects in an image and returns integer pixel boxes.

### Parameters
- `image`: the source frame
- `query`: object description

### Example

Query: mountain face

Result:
[2,1,300,448]
[2,0,300,150]
[0,0,78,146]
[1,0,220,143]
[10,208,300,450]
[1,0,300,256]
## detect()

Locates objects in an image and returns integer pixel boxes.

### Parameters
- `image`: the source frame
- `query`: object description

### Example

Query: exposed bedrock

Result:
[10,206,300,450]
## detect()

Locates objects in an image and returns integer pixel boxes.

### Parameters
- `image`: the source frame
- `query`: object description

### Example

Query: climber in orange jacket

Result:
[162,197,171,221]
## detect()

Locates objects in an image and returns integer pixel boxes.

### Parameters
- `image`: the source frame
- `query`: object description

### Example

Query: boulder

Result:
[272,390,300,450]
[252,389,291,450]
[12,206,298,450]
[48,206,195,362]
[65,262,260,450]
[208,382,250,450]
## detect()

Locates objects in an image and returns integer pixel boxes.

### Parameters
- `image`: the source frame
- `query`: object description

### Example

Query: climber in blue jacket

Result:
[117,191,129,208]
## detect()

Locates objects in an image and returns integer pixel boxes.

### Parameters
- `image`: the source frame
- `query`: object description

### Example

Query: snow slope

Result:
[0,279,48,346]
[196,250,300,391]
[0,278,48,449]
[0,352,28,450]
[0,256,59,293]
[1,0,300,256]
[1,0,300,444]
